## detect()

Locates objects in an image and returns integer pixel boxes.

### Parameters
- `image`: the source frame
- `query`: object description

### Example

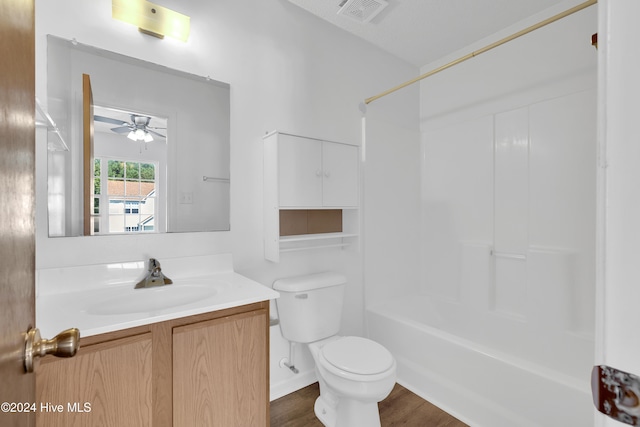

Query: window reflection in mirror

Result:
[45,35,230,237]
[91,106,167,235]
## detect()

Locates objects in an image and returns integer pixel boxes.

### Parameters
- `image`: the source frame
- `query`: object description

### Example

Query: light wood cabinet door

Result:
[36,333,153,427]
[173,310,268,427]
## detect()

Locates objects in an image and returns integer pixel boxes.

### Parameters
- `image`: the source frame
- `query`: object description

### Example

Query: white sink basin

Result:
[87,282,228,315]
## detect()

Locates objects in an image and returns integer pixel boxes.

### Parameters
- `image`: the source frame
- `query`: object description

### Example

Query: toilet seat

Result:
[319,336,394,377]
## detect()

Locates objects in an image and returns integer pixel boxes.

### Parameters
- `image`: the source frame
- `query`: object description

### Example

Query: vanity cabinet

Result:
[36,302,269,427]
[263,131,360,262]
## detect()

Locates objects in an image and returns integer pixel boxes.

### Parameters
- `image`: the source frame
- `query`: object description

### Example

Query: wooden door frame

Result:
[83,74,94,236]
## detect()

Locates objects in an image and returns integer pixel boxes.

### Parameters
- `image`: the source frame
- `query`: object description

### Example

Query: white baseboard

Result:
[270,368,317,401]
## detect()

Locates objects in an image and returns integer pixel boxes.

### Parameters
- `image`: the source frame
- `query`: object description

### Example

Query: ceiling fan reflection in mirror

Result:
[94,113,166,142]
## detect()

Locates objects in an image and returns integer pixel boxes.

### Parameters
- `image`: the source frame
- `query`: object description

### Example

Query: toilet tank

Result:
[273,272,346,343]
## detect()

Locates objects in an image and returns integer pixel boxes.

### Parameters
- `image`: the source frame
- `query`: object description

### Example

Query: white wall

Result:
[34,0,418,399]
[420,1,597,130]
[362,104,421,310]
[597,1,640,426]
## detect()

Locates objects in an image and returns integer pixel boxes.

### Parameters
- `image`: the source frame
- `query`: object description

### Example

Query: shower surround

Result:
[367,87,596,426]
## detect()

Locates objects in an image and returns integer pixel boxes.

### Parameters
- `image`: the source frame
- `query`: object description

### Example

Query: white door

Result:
[322,142,359,208]
[278,134,323,207]
[595,0,640,425]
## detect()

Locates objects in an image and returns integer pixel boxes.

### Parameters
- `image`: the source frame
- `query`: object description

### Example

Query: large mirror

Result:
[45,36,230,237]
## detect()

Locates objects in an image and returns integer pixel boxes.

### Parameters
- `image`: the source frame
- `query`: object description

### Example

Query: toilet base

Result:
[314,395,336,427]
[314,394,382,427]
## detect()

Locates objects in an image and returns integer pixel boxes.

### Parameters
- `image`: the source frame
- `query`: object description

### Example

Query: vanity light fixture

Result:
[112,0,190,42]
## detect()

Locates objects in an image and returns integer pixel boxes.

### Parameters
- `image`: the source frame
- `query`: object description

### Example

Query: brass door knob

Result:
[24,327,80,373]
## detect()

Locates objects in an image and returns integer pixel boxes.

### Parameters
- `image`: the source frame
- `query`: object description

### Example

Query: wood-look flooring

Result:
[270,382,468,427]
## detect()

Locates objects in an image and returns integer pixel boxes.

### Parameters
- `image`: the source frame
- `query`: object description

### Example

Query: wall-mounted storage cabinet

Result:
[263,131,360,262]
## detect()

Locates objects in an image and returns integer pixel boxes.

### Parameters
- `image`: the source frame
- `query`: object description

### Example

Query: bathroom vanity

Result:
[35,255,278,427]
[36,301,268,427]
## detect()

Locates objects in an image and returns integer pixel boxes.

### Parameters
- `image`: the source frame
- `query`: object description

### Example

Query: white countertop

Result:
[36,255,279,339]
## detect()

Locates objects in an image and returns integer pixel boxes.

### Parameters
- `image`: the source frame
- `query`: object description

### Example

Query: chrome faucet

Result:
[135,258,173,289]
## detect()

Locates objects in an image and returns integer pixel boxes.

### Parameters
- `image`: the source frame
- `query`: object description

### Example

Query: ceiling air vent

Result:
[337,0,389,23]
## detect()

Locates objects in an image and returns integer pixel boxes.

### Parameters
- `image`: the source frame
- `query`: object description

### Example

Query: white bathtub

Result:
[367,294,594,427]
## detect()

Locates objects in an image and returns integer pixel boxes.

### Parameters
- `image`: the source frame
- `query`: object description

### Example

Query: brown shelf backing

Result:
[279,209,342,236]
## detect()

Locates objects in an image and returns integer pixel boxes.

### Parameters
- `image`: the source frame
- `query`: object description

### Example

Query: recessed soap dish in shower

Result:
[337,0,389,23]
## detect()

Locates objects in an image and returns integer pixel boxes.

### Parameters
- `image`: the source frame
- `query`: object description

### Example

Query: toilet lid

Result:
[321,336,394,375]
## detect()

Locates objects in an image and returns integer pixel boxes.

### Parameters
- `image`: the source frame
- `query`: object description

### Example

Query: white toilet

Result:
[274,272,396,427]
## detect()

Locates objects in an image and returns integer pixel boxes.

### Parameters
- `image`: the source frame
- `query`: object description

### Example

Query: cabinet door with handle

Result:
[173,309,268,427]
[36,333,153,427]
[322,141,359,207]
[278,134,323,207]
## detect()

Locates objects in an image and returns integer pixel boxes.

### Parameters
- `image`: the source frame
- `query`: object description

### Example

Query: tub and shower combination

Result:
[365,84,596,426]
[359,3,596,425]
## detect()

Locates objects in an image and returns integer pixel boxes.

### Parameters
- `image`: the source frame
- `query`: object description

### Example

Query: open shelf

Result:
[279,232,358,243]
[278,232,358,254]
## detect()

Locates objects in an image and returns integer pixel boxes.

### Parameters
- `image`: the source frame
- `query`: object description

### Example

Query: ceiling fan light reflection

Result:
[126,129,154,142]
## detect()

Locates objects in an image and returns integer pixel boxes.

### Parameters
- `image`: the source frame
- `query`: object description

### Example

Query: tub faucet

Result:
[135,258,173,289]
